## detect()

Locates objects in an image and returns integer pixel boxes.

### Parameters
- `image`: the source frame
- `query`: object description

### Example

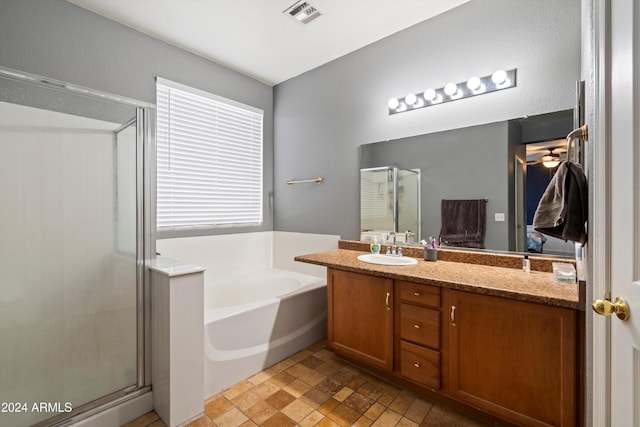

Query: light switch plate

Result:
[495,213,506,222]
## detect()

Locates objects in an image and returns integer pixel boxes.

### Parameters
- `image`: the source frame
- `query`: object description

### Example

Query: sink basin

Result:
[357,253,418,266]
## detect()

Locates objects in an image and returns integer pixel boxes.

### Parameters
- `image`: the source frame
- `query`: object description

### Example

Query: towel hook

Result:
[566,124,588,163]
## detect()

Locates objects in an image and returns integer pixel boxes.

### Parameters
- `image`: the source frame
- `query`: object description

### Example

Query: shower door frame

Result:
[0,66,156,427]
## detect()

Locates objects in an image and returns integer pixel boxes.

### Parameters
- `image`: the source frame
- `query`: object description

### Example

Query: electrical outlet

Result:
[494,213,506,222]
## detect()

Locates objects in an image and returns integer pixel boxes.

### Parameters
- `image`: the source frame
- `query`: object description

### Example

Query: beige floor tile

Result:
[300,355,325,369]
[404,398,433,423]
[147,421,167,427]
[204,395,234,420]
[388,390,417,415]
[352,416,374,427]
[289,349,314,362]
[281,399,315,423]
[265,389,296,410]
[299,368,327,386]
[260,411,297,427]
[315,359,345,376]
[363,402,386,421]
[371,409,403,427]
[245,401,277,425]
[313,349,336,361]
[231,390,261,412]
[315,417,341,427]
[268,358,296,373]
[327,403,362,426]
[299,410,325,427]
[252,380,280,399]
[397,417,419,427]
[269,371,297,388]
[342,392,374,414]
[284,378,312,398]
[318,397,340,415]
[333,386,354,402]
[240,421,257,427]
[213,407,248,427]
[357,381,387,401]
[183,415,214,427]
[222,381,253,400]
[247,370,272,385]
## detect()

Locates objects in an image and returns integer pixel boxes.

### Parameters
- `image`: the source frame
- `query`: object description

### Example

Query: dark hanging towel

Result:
[533,161,588,244]
[439,199,487,249]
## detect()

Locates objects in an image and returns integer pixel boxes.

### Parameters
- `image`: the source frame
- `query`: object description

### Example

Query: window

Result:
[156,78,263,230]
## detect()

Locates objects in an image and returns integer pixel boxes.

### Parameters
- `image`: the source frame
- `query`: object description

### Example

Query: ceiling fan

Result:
[528,148,563,168]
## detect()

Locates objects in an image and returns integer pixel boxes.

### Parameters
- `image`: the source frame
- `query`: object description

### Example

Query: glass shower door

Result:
[0,97,141,426]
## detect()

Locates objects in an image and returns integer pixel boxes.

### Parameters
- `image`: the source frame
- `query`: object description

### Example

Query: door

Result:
[592,0,640,425]
[609,0,640,424]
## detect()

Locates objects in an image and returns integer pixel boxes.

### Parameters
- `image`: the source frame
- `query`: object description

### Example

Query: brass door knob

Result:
[592,296,630,321]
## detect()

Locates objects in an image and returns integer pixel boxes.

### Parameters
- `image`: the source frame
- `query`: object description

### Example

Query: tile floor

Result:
[123,340,490,427]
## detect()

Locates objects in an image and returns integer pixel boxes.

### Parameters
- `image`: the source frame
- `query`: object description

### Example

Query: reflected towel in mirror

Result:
[439,199,487,249]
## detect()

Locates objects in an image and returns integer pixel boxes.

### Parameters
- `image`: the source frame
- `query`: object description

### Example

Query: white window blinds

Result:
[156,78,263,229]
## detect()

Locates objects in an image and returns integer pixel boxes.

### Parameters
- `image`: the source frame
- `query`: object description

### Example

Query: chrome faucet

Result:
[388,232,397,255]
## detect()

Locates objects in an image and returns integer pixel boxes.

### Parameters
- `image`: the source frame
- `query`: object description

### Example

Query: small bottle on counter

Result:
[522,255,531,274]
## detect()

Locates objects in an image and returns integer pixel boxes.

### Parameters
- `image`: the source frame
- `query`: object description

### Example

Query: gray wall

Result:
[0,0,274,236]
[274,0,581,241]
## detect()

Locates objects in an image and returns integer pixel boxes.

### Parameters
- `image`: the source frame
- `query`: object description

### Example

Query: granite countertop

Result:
[295,249,584,310]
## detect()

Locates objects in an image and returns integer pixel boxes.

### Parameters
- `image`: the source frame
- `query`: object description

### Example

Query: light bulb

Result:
[405,93,417,106]
[492,69,508,85]
[467,76,481,91]
[423,88,436,101]
[388,98,400,110]
[444,83,458,96]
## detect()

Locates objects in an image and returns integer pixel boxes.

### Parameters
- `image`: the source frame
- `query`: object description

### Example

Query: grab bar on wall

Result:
[566,124,589,164]
[287,177,324,186]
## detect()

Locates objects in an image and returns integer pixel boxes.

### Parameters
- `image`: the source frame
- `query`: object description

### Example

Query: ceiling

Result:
[66,0,469,86]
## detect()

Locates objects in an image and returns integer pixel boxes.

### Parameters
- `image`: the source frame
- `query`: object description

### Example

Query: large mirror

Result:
[359,109,577,257]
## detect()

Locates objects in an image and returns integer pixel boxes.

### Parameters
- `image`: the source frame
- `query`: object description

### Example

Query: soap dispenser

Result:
[370,236,381,254]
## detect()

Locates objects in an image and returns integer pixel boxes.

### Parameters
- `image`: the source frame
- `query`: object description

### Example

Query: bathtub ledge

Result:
[150,256,206,277]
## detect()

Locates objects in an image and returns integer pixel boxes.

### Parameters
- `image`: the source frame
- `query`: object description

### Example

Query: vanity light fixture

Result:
[388,68,517,115]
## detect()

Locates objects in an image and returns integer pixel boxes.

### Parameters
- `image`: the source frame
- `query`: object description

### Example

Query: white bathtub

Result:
[203,268,327,399]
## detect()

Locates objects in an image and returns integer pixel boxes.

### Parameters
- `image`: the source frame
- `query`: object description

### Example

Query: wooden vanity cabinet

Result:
[449,290,577,427]
[327,269,393,371]
[396,280,444,390]
[326,269,579,427]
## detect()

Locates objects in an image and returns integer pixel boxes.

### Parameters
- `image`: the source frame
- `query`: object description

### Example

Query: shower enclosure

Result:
[0,68,155,427]
[360,166,421,243]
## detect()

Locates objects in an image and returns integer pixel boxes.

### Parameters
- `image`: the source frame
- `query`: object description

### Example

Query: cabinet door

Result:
[449,291,576,427]
[327,269,393,371]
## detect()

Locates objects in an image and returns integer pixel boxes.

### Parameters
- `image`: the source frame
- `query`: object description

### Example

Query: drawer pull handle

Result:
[414,324,421,329]
[414,291,421,296]
[386,292,391,310]
[414,362,421,368]
[451,305,456,322]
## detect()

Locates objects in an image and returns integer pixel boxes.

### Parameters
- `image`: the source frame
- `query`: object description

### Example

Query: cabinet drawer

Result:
[400,304,440,349]
[399,281,440,308]
[400,340,440,389]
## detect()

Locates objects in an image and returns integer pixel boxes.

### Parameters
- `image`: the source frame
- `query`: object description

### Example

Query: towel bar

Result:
[287,177,324,186]
[566,124,588,163]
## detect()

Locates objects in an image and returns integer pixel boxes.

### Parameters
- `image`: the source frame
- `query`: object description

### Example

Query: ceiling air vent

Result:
[283,1,322,24]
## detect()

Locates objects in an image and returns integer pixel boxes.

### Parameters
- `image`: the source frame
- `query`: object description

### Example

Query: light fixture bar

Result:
[388,69,517,115]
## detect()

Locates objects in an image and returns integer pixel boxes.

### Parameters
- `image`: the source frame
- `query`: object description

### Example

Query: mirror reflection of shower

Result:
[360,166,420,244]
